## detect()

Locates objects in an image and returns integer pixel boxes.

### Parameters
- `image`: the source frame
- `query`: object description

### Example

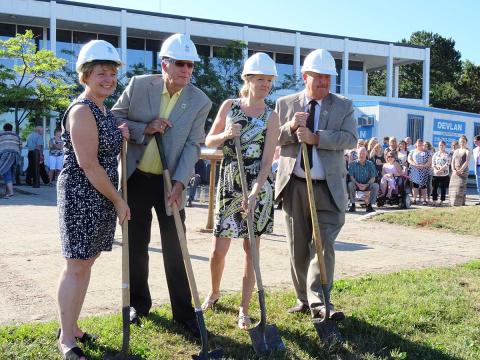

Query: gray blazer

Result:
[111,74,212,211]
[275,91,357,211]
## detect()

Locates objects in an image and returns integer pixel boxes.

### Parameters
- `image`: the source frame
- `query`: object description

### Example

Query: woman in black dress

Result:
[56,40,129,360]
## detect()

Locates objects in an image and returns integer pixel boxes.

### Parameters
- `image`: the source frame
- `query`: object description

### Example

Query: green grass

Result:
[372,206,480,235]
[1,261,480,359]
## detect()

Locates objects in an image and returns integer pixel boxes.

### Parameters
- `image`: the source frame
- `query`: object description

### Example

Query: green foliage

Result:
[0,30,72,134]
[368,30,480,113]
[1,261,479,359]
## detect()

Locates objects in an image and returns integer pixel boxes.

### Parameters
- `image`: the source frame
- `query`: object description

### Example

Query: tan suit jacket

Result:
[111,74,212,211]
[275,91,357,211]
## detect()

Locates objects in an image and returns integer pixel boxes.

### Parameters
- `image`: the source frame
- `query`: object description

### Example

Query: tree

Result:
[0,30,72,134]
[192,41,245,127]
[456,60,480,114]
[398,31,463,108]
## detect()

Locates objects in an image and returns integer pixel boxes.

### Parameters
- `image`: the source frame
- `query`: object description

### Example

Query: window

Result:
[195,44,210,58]
[275,52,294,84]
[407,114,424,143]
[127,37,145,69]
[0,23,16,68]
[56,29,73,71]
[17,25,43,50]
[145,39,160,71]
[348,61,363,95]
[98,34,118,47]
[474,123,480,137]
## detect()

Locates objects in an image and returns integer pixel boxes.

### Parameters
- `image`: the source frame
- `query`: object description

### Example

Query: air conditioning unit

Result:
[357,115,374,127]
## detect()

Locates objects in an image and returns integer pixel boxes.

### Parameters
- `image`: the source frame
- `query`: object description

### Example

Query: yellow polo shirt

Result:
[137,86,183,174]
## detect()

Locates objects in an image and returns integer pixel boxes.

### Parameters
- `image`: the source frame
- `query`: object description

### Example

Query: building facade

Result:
[2,0,479,171]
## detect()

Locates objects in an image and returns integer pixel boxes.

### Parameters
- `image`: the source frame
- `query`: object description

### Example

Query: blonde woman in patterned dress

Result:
[202,53,279,330]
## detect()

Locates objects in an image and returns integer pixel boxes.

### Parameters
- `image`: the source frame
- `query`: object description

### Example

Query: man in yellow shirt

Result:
[112,34,212,338]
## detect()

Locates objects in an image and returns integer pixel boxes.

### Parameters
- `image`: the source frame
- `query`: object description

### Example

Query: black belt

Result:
[292,174,326,185]
[135,169,162,178]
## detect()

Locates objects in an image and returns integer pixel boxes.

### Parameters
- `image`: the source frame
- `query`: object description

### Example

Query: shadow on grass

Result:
[280,315,463,360]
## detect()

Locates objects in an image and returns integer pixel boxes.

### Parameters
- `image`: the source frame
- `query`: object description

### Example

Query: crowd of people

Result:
[345,134,480,211]
[1,32,480,359]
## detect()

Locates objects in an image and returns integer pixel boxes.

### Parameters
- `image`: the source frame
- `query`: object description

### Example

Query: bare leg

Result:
[204,237,231,306]
[239,236,260,322]
[421,188,427,203]
[57,257,95,358]
[72,254,99,337]
[49,169,55,184]
[412,188,419,203]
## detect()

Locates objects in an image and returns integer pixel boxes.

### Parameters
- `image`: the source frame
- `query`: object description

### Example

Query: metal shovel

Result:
[155,134,223,360]
[301,143,342,345]
[104,140,141,360]
[234,137,286,356]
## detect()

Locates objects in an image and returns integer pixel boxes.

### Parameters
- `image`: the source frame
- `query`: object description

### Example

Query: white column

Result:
[362,62,368,95]
[42,117,47,149]
[242,26,248,61]
[294,32,301,86]
[185,18,191,37]
[394,65,399,98]
[120,10,127,74]
[341,38,349,96]
[386,43,393,101]
[49,117,55,139]
[49,1,56,55]
[423,47,430,106]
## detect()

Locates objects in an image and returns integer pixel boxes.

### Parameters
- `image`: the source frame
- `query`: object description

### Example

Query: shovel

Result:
[301,142,342,345]
[155,134,223,360]
[104,140,141,360]
[234,136,285,356]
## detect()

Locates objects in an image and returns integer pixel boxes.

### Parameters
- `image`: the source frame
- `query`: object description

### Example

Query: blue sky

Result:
[67,0,479,65]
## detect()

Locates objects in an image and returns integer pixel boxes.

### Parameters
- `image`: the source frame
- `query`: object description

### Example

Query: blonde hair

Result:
[239,75,251,98]
[78,61,119,85]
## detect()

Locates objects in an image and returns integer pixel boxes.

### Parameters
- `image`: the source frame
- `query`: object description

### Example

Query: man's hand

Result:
[118,122,130,140]
[144,118,172,135]
[290,112,308,132]
[297,126,319,145]
[356,183,367,191]
[168,181,184,208]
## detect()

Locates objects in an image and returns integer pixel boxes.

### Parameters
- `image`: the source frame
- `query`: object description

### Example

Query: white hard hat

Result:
[241,52,277,78]
[301,49,337,76]
[159,33,200,62]
[75,40,122,73]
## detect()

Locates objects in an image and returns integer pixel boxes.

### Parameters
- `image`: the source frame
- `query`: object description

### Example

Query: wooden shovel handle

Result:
[301,143,328,285]
[234,137,264,292]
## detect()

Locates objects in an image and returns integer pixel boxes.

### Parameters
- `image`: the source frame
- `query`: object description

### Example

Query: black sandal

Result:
[57,328,98,344]
[58,342,86,360]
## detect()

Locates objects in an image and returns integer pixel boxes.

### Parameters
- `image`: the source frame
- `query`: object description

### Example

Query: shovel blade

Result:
[248,323,286,355]
[191,347,224,360]
[312,317,343,345]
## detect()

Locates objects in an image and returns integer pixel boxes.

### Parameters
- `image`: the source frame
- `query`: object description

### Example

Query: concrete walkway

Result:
[0,183,479,326]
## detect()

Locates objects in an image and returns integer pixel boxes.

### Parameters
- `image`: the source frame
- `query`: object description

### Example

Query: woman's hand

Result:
[118,122,130,140]
[114,197,131,225]
[241,192,257,215]
[223,123,241,140]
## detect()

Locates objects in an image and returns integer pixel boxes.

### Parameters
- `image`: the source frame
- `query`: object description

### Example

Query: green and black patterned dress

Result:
[213,99,274,238]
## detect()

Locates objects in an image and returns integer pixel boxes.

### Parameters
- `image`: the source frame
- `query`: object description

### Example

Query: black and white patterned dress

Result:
[57,99,123,259]
[213,99,274,238]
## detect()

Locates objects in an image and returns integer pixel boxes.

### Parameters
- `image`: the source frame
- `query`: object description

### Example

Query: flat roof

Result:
[34,0,426,50]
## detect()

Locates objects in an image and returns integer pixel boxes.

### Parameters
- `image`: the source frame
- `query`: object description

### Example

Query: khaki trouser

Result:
[282,176,344,307]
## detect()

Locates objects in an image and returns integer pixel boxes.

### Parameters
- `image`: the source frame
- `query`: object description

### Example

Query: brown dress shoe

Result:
[311,305,345,321]
[287,302,309,314]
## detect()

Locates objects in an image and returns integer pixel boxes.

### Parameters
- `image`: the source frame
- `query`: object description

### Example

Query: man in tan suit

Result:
[275,49,357,318]
[111,34,211,337]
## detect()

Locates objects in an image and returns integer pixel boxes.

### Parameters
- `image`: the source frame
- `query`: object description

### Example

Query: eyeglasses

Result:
[168,60,194,69]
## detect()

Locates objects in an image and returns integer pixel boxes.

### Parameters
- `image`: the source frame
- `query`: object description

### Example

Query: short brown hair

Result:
[78,61,119,85]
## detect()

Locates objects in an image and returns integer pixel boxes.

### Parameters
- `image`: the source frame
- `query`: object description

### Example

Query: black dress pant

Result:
[26,150,49,185]
[431,175,450,201]
[127,170,194,322]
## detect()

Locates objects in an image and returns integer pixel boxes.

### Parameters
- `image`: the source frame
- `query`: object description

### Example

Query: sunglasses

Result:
[170,60,194,69]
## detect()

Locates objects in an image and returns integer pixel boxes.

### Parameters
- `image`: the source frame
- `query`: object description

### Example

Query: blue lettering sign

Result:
[358,127,372,139]
[433,119,465,134]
